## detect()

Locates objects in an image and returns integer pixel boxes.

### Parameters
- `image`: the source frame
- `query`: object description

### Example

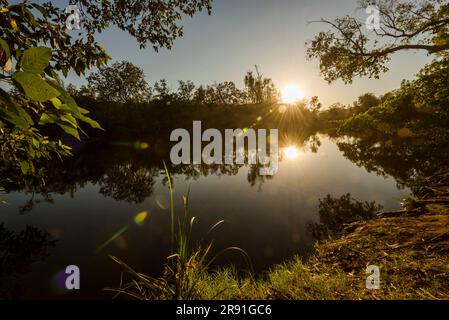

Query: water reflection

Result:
[2,128,320,208]
[0,223,56,298]
[335,133,449,192]
[2,125,447,298]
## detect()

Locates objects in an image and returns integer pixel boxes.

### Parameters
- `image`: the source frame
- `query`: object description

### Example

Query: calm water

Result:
[1,135,408,299]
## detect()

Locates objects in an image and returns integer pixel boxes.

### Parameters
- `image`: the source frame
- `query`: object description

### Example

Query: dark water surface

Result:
[1,135,408,299]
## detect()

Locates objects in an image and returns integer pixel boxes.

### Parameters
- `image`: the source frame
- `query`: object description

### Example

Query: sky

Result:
[60,0,433,106]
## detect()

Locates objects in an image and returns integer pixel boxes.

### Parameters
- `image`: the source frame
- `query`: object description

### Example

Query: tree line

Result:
[67,61,279,105]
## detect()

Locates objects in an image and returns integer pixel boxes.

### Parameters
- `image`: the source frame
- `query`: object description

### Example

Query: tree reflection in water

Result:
[0,223,56,298]
[2,126,320,208]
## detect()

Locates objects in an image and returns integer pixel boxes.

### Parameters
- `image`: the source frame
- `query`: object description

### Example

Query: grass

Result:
[192,211,449,300]
[192,258,354,300]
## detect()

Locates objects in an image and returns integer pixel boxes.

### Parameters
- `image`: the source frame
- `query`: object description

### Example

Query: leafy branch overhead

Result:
[307,0,449,83]
[76,0,212,50]
[1,42,103,175]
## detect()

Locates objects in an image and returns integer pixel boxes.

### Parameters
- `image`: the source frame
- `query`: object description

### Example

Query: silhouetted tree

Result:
[210,81,246,105]
[76,0,212,50]
[86,61,151,103]
[154,79,173,102]
[78,84,97,99]
[65,84,78,97]
[176,80,196,102]
[244,65,278,103]
[193,85,207,104]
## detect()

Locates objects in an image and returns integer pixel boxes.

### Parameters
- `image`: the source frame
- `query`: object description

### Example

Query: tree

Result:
[176,80,196,102]
[352,93,380,114]
[86,61,151,103]
[193,85,207,104]
[65,84,78,97]
[307,0,449,83]
[153,79,173,102]
[78,84,97,99]
[207,81,246,105]
[244,65,278,103]
[76,0,212,50]
[337,56,449,189]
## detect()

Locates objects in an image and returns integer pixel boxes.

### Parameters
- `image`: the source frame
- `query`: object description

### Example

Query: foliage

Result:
[352,93,380,115]
[244,65,278,104]
[0,0,106,184]
[176,80,196,102]
[75,63,279,106]
[307,0,449,83]
[153,79,174,102]
[1,41,104,183]
[76,0,212,50]
[200,81,246,105]
[85,60,151,103]
[336,57,449,189]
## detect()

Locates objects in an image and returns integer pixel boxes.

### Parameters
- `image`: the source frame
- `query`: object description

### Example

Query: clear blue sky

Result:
[60,0,432,106]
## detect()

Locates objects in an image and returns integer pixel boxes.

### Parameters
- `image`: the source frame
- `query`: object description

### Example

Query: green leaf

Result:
[20,161,30,174]
[21,46,52,74]
[50,97,63,108]
[39,113,56,125]
[0,38,11,60]
[0,102,34,129]
[76,113,104,130]
[77,106,90,114]
[31,138,40,148]
[60,114,78,127]
[58,122,80,140]
[13,71,60,101]
[47,83,81,116]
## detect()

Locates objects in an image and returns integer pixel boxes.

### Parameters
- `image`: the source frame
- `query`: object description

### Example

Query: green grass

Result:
[193,257,354,300]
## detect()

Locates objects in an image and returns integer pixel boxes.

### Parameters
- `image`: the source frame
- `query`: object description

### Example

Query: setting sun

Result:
[281,85,305,104]
[283,146,300,160]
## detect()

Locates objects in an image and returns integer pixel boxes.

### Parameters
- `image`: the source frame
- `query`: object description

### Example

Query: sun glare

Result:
[281,85,305,104]
[283,146,300,160]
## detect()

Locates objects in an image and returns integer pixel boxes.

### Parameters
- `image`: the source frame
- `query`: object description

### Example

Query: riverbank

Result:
[193,170,449,300]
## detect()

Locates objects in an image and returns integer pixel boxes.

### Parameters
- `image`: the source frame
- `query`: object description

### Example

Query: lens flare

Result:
[155,195,169,210]
[95,210,150,253]
[134,210,149,226]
